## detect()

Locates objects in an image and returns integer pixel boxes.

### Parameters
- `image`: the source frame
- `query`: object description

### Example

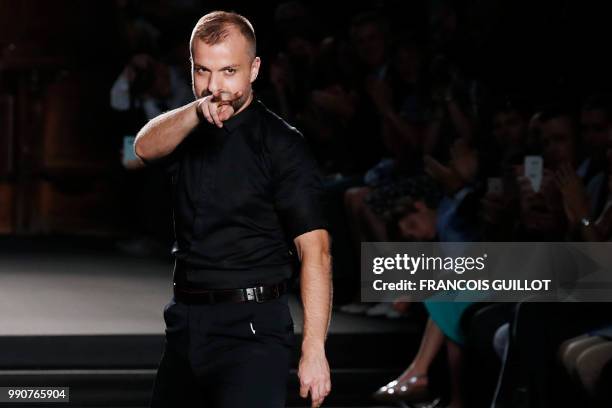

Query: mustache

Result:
[199,90,234,99]
[195,89,248,112]
[199,90,246,107]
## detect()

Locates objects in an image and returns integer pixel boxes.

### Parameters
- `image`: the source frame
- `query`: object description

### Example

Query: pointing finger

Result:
[218,104,234,121]
[210,102,223,127]
[201,100,214,124]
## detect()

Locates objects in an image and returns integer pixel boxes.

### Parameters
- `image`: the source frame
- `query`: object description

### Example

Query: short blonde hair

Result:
[190,11,256,58]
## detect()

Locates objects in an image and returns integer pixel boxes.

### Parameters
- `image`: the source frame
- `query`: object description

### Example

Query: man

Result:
[134,11,332,408]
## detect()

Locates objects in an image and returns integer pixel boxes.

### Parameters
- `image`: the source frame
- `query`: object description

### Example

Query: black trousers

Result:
[150,293,295,407]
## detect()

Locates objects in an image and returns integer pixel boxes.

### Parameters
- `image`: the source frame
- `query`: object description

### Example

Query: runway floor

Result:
[0,236,425,407]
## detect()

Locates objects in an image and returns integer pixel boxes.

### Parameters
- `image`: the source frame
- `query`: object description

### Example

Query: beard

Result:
[229,90,249,112]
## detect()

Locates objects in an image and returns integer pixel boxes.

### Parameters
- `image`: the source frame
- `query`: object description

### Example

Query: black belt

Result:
[173,280,288,304]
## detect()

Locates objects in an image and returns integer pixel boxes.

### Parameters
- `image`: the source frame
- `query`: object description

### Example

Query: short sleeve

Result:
[271,131,330,241]
[138,131,193,178]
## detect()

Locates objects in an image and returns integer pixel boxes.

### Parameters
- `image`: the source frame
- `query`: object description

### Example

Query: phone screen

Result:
[122,135,137,165]
[524,156,543,192]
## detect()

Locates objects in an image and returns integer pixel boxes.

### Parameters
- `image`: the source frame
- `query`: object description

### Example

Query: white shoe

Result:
[339,302,370,314]
[385,307,404,319]
[365,302,394,317]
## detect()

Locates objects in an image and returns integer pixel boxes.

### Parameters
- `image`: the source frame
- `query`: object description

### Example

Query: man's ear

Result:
[250,56,261,83]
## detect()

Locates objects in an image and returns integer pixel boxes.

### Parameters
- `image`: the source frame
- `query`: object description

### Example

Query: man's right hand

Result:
[196,90,242,128]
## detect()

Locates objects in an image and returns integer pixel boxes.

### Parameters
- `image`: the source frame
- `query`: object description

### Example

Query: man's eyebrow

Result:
[192,63,239,71]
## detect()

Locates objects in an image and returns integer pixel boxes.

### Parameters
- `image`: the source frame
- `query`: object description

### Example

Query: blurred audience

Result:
[104,1,612,406]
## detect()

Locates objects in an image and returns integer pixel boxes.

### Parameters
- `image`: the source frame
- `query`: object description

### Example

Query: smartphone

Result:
[487,177,503,194]
[122,135,137,165]
[524,155,543,192]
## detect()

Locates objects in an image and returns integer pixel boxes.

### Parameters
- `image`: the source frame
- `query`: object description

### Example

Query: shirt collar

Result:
[222,98,260,134]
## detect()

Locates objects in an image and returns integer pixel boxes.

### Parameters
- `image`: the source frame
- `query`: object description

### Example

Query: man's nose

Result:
[207,73,223,95]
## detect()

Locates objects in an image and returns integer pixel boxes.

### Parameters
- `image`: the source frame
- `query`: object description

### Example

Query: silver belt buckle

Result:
[245,286,264,303]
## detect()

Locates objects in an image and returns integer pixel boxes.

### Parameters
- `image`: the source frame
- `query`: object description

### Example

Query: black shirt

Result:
[155,99,329,289]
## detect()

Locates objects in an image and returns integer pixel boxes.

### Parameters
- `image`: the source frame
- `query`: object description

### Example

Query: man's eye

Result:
[225,68,236,74]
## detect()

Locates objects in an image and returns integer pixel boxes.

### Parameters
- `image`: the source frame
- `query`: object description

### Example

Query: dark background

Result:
[1,0,612,237]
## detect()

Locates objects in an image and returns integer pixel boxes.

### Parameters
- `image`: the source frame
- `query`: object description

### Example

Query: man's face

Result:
[397,202,437,241]
[581,108,610,157]
[541,116,576,168]
[352,22,386,69]
[191,26,260,112]
[492,111,526,149]
[394,45,421,83]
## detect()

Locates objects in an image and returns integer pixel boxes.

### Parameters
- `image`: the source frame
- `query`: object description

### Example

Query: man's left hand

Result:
[298,345,331,407]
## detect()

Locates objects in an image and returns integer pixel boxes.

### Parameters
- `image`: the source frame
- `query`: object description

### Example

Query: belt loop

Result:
[254,286,264,303]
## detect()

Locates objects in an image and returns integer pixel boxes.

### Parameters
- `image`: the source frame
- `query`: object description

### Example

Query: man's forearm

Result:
[300,251,333,353]
[134,99,199,162]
